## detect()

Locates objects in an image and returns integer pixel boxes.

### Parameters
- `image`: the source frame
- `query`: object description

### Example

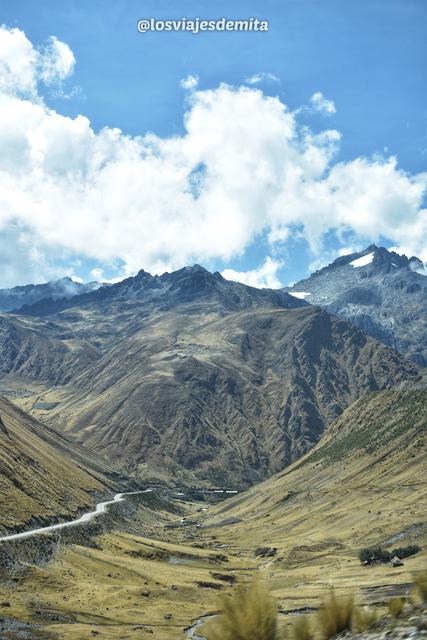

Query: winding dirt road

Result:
[0,490,151,543]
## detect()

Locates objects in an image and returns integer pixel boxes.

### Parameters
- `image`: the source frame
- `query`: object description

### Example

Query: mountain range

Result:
[0,241,426,640]
[9,245,427,371]
[0,257,420,487]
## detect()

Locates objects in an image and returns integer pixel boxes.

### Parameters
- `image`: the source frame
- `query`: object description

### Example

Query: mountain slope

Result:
[0,264,419,487]
[0,395,126,535]
[35,305,418,487]
[285,244,427,366]
[204,383,427,559]
[192,384,427,619]
[0,313,100,384]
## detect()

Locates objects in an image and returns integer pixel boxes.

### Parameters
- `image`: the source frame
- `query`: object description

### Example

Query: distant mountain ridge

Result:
[285,244,427,366]
[0,277,100,313]
[15,264,308,316]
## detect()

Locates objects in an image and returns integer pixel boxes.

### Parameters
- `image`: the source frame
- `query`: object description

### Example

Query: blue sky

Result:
[0,0,426,287]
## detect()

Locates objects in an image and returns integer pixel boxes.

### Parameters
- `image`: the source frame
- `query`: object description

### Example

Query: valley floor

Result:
[0,486,426,640]
[1,387,426,639]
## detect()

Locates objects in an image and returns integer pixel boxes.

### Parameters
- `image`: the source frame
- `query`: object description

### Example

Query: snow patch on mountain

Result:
[350,252,375,268]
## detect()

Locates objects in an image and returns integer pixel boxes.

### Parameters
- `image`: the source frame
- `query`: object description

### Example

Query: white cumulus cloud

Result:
[0,27,74,98]
[180,74,199,90]
[39,36,75,85]
[0,25,426,287]
[0,26,39,96]
[222,257,283,289]
[309,91,336,115]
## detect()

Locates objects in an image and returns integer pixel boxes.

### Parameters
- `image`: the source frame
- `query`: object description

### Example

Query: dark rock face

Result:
[0,277,100,313]
[285,245,427,367]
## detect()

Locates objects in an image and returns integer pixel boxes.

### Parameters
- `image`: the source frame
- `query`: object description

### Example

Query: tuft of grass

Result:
[387,597,405,618]
[352,606,378,632]
[413,571,427,603]
[317,590,354,640]
[206,579,279,640]
[292,615,314,640]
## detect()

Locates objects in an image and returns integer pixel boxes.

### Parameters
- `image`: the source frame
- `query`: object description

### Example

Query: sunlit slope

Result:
[0,396,122,534]
[205,387,427,554]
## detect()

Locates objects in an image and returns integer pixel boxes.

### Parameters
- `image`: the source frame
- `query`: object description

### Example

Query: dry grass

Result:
[352,606,378,632]
[387,597,405,618]
[206,580,279,640]
[0,529,246,640]
[317,590,354,640]
[413,571,427,603]
[292,615,314,640]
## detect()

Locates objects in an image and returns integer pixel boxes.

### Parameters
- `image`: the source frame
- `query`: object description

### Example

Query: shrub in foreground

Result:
[352,606,378,632]
[206,580,279,640]
[387,597,405,618]
[317,590,354,640]
[204,569,427,640]
[292,615,314,640]
[413,571,427,603]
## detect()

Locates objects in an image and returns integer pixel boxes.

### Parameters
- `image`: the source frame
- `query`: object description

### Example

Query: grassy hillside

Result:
[204,386,426,547]
[0,396,124,534]
[192,387,427,615]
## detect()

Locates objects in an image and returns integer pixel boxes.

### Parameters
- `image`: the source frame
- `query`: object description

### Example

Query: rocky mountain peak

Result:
[323,244,419,275]
[135,268,154,280]
[162,264,217,289]
[286,244,427,366]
